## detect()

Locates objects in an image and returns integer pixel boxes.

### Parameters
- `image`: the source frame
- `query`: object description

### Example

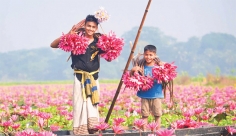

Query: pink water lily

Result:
[15,128,35,136]
[50,125,60,131]
[147,122,159,132]
[112,125,124,135]
[2,120,12,127]
[11,114,18,122]
[113,117,125,126]
[225,126,236,135]
[134,119,145,129]
[156,129,175,136]
[183,109,195,118]
[194,107,204,115]
[38,112,52,120]
[11,123,20,130]
[95,122,110,131]
[125,111,131,118]
[38,117,45,131]
[215,107,225,114]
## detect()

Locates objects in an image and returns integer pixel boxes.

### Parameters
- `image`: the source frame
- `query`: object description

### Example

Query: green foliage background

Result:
[0,26,236,81]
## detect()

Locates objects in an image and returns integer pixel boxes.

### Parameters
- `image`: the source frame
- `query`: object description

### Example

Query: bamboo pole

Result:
[105,0,152,123]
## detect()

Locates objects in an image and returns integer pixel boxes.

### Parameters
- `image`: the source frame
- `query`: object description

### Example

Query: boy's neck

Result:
[85,33,94,39]
[145,61,155,66]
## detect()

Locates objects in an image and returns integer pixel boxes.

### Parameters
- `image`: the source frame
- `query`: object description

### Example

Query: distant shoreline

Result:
[0,79,120,86]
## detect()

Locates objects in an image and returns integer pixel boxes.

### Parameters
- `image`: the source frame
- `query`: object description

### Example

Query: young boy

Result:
[132,45,164,130]
[50,15,104,135]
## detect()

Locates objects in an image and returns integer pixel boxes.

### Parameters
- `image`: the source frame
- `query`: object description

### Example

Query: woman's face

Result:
[84,21,98,37]
[144,50,156,66]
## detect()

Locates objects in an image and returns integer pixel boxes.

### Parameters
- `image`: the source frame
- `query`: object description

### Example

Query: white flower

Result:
[94,7,109,23]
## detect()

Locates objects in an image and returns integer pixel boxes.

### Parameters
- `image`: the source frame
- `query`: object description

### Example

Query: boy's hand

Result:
[131,66,143,73]
[68,19,85,34]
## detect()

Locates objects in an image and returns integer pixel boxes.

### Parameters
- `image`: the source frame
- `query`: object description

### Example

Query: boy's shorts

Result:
[141,98,162,117]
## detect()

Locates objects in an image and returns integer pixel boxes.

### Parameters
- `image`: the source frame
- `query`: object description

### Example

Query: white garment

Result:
[72,75,100,128]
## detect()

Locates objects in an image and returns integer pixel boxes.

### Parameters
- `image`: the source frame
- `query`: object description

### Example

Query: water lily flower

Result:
[39,131,56,136]
[38,112,52,120]
[15,129,35,136]
[2,120,12,127]
[194,107,204,115]
[11,123,20,130]
[225,126,236,135]
[156,129,175,136]
[183,109,195,118]
[134,119,145,129]
[95,122,110,131]
[125,111,131,118]
[11,114,18,122]
[113,117,125,126]
[38,117,45,130]
[215,107,225,114]
[112,125,124,135]
[147,122,159,132]
[94,7,109,23]
[50,125,60,131]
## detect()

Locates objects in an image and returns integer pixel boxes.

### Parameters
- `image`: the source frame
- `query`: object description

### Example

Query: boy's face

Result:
[84,21,98,37]
[144,50,156,65]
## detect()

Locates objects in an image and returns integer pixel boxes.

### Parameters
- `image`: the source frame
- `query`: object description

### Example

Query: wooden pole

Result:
[105,0,152,123]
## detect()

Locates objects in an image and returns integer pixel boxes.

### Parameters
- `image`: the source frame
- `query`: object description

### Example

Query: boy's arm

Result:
[50,19,85,48]
[50,37,60,48]
[160,61,166,66]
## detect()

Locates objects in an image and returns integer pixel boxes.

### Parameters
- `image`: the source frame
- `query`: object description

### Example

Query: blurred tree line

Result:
[0,26,235,81]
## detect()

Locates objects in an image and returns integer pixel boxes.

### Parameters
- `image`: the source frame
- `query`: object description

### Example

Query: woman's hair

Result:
[85,15,99,25]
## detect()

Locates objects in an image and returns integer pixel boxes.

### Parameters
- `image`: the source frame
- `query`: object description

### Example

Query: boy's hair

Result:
[85,15,99,25]
[144,45,156,53]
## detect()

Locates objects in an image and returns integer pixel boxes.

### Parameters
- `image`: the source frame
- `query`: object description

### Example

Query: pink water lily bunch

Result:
[97,31,124,61]
[152,62,177,83]
[140,75,154,91]
[122,71,154,91]
[122,71,143,91]
[59,32,89,55]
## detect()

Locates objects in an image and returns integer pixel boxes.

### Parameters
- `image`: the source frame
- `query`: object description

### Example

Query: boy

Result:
[132,45,164,130]
[50,15,104,135]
